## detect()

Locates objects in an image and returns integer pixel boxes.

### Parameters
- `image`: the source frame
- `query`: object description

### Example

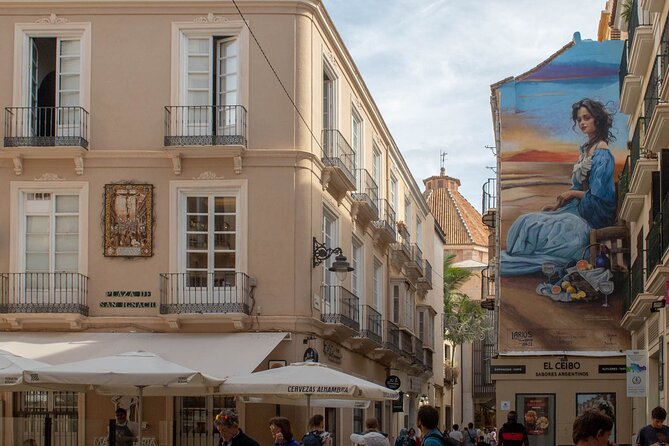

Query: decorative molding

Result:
[193,171,224,180]
[373,134,384,149]
[34,173,65,181]
[352,95,363,113]
[194,13,229,24]
[73,156,84,175]
[12,157,23,176]
[171,154,182,175]
[233,155,243,174]
[323,47,339,71]
[35,14,70,24]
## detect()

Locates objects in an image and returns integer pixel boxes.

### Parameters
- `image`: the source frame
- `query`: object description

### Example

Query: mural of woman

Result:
[501,98,616,276]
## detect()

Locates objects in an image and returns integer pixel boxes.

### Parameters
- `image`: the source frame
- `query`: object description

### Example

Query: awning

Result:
[0,332,286,378]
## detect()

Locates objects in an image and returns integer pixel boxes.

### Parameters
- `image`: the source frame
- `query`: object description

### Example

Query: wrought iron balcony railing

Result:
[631,254,644,305]
[352,168,379,214]
[481,265,496,298]
[400,330,413,358]
[412,335,424,365]
[4,107,89,148]
[411,244,423,275]
[618,156,630,213]
[418,259,433,290]
[631,117,645,175]
[372,199,397,240]
[628,0,651,53]
[424,348,433,372]
[384,320,401,354]
[644,56,662,124]
[662,14,669,82]
[321,129,356,185]
[620,40,629,97]
[159,272,250,314]
[0,272,88,315]
[321,285,360,331]
[647,210,663,275]
[164,105,247,147]
[360,305,383,344]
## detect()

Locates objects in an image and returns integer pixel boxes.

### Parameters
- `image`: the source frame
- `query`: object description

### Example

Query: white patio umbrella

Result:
[0,349,51,387]
[222,362,397,417]
[23,351,225,445]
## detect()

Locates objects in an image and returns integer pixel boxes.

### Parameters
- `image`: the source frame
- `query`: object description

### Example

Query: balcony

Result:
[621,254,656,331]
[482,178,496,228]
[159,272,251,315]
[620,40,643,114]
[645,31,669,154]
[372,199,397,246]
[163,105,247,174]
[640,0,664,13]
[644,194,669,295]
[4,106,89,175]
[0,272,89,321]
[352,305,383,351]
[320,129,356,199]
[390,235,411,270]
[417,260,433,294]
[382,320,401,355]
[404,244,424,279]
[351,169,379,226]
[481,265,496,299]
[627,0,654,76]
[411,335,426,372]
[399,330,413,361]
[321,285,360,336]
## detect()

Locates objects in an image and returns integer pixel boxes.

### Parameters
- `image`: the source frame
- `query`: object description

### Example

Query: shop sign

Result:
[100,302,156,308]
[303,347,319,363]
[626,349,647,397]
[385,375,401,390]
[409,377,422,394]
[323,340,342,364]
[598,365,625,373]
[392,391,404,413]
[491,365,525,374]
[106,291,151,297]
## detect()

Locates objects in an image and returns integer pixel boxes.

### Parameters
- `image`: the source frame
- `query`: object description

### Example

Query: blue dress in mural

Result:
[500,145,616,276]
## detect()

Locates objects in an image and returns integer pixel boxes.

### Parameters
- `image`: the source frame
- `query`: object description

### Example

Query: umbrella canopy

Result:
[222,362,398,401]
[23,351,226,446]
[0,349,51,386]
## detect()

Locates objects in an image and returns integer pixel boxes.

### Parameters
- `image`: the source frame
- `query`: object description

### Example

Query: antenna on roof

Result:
[440,151,447,176]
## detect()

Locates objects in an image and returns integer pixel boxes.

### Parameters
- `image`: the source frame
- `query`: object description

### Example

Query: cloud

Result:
[323,0,604,208]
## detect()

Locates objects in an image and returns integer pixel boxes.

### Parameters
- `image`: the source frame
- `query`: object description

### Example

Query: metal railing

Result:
[321,285,360,330]
[647,210,663,275]
[620,39,629,97]
[411,244,423,275]
[419,259,433,289]
[482,178,497,214]
[164,105,247,147]
[384,320,401,354]
[661,14,669,83]
[628,0,651,53]
[360,305,383,344]
[322,129,356,185]
[631,117,645,175]
[631,254,644,306]
[644,56,662,124]
[159,272,251,314]
[373,199,397,238]
[618,156,630,212]
[412,335,424,365]
[0,272,88,314]
[400,330,413,358]
[424,348,433,372]
[352,168,379,215]
[481,265,496,298]
[663,193,669,262]
[4,106,89,148]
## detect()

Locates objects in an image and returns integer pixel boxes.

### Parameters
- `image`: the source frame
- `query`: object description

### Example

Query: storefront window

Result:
[516,394,555,446]
[576,393,616,443]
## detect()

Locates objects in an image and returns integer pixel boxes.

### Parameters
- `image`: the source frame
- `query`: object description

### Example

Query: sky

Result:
[322,0,607,210]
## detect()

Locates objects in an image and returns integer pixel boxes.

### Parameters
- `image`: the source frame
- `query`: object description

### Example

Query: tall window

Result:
[353,408,364,435]
[372,145,382,198]
[24,192,79,274]
[392,283,401,324]
[416,217,423,249]
[175,396,235,446]
[183,194,237,287]
[390,174,398,213]
[323,62,337,130]
[322,208,338,288]
[404,197,412,234]
[14,391,78,446]
[404,289,415,331]
[351,108,362,172]
[352,238,363,297]
[373,259,383,314]
[182,35,239,137]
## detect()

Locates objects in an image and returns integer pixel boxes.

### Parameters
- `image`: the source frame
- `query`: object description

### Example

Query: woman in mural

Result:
[501,98,616,276]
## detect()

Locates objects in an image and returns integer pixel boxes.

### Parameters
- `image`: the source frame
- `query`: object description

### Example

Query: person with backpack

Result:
[464,423,477,446]
[303,415,332,446]
[417,405,461,446]
[499,412,529,446]
[449,425,464,444]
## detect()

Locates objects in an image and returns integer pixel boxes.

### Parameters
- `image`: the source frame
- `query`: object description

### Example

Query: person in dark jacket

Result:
[499,412,529,446]
[215,409,260,446]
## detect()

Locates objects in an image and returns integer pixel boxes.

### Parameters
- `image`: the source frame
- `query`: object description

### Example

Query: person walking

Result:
[573,409,613,446]
[464,424,477,446]
[417,406,461,446]
[450,425,464,444]
[303,414,332,446]
[351,418,390,446]
[636,407,669,446]
[498,412,529,446]
[270,417,300,446]
[215,409,260,446]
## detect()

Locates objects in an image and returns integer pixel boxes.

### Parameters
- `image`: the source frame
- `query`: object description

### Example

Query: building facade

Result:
[0,1,444,444]
[617,0,669,433]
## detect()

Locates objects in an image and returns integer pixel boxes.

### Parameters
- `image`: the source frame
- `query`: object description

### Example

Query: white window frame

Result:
[13,22,91,112]
[373,258,383,315]
[169,180,248,275]
[372,144,382,199]
[170,20,249,110]
[10,181,89,275]
[351,237,363,298]
[404,196,412,235]
[322,59,338,131]
[390,174,398,213]
[416,216,423,249]
[351,106,362,171]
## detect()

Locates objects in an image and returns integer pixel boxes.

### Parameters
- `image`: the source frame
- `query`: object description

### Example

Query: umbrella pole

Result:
[306,394,311,431]
[138,386,144,446]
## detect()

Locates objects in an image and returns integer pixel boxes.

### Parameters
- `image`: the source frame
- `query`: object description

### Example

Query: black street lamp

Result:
[312,237,354,282]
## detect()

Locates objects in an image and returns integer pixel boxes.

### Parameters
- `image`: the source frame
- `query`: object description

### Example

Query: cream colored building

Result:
[617,0,669,434]
[0,1,444,444]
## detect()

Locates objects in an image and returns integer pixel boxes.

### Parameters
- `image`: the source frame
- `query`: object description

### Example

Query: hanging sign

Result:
[626,349,647,397]
[303,347,319,363]
[385,375,401,390]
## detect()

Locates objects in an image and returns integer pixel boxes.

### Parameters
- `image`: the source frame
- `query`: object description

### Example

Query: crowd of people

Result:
[206,400,669,446]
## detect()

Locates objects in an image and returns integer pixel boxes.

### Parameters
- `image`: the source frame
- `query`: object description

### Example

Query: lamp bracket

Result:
[313,237,344,268]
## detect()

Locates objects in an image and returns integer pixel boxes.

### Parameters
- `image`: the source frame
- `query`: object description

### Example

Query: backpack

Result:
[303,431,325,446]
[425,431,461,446]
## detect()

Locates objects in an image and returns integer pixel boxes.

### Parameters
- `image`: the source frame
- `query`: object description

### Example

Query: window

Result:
[351,107,362,171]
[12,22,91,143]
[392,283,400,324]
[14,391,78,446]
[353,408,364,435]
[373,259,383,314]
[416,217,423,249]
[170,20,249,143]
[322,207,339,288]
[404,197,412,235]
[390,174,398,213]
[170,180,247,290]
[325,408,338,446]
[175,396,234,446]
[404,289,415,331]
[323,62,337,130]
[372,145,382,198]
[352,238,363,297]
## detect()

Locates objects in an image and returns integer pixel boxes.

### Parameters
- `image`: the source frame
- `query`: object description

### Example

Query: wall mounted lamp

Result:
[651,299,666,313]
[312,237,354,282]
